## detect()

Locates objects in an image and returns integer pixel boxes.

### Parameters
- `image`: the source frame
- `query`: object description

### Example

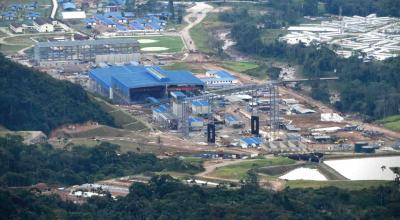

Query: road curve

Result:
[180,2,214,52]
[51,0,58,19]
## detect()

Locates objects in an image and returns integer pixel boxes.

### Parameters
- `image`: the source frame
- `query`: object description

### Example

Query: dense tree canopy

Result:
[0,135,202,187]
[323,0,400,17]
[0,55,114,134]
[1,176,399,219]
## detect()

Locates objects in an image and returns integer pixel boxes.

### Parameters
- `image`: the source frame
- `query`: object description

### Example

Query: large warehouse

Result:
[33,38,140,66]
[89,65,204,103]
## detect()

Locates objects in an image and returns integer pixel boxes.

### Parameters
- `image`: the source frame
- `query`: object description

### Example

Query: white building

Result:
[200,70,239,87]
[61,11,87,20]
[9,23,24,33]
[33,18,54,32]
[191,100,209,115]
[189,117,204,131]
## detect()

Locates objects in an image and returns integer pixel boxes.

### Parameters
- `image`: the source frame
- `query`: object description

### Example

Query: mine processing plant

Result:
[171,77,338,144]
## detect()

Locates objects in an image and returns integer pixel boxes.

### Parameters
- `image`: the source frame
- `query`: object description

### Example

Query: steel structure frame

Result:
[177,77,339,141]
[33,38,140,64]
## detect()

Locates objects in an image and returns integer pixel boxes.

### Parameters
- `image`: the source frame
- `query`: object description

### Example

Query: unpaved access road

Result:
[181,2,214,52]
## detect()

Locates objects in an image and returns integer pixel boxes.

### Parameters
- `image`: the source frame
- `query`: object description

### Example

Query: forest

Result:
[0,54,114,134]
[266,0,400,23]
[1,175,400,219]
[0,135,202,187]
[219,0,400,29]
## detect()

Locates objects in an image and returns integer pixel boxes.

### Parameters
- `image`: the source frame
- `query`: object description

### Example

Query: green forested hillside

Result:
[0,176,399,219]
[0,55,114,133]
[0,135,202,187]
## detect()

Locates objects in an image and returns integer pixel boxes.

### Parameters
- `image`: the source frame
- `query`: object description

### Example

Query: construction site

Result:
[97,66,399,155]
[3,1,399,195]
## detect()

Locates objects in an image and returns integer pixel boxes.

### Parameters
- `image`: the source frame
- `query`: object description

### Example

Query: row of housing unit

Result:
[281,14,400,61]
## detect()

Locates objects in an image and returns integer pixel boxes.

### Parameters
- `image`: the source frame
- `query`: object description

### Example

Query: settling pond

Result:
[323,156,400,180]
[279,167,327,181]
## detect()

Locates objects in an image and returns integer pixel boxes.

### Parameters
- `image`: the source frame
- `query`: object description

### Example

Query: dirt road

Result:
[196,159,287,191]
[196,159,252,177]
[181,2,214,52]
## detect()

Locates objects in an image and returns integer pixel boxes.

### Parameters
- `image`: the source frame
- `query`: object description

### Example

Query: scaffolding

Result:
[269,82,280,140]
[33,38,140,65]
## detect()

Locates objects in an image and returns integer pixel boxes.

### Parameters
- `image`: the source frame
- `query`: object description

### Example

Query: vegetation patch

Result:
[0,55,114,134]
[209,157,294,180]
[134,36,183,53]
[378,115,400,131]
[190,13,226,54]
[163,62,207,73]
[2,176,399,219]
[257,163,305,176]
[0,45,29,55]
[0,135,202,186]
[261,29,288,44]
[93,97,149,131]
[287,180,392,190]
[222,61,259,73]
[70,126,133,138]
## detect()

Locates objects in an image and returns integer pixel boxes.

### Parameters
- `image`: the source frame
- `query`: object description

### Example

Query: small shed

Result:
[290,104,316,114]
[189,117,204,131]
[191,100,209,115]
[240,137,262,148]
[224,114,243,128]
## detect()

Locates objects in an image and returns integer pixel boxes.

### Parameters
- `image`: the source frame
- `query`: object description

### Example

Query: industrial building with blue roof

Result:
[89,65,204,103]
[201,70,238,87]
[240,137,262,148]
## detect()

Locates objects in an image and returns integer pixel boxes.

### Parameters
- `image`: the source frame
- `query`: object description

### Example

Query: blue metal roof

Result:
[189,117,203,123]
[192,100,208,107]
[135,18,145,24]
[1,11,16,17]
[84,18,96,23]
[27,11,40,16]
[241,137,262,145]
[170,91,186,98]
[107,0,126,5]
[207,70,236,81]
[63,2,76,10]
[95,15,116,26]
[116,24,128,31]
[10,4,23,10]
[26,2,37,8]
[124,12,135,17]
[104,12,122,18]
[147,97,159,104]
[154,104,168,113]
[225,114,239,123]
[147,22,161,30]
[89,65,204,92]
[129,21,144,30]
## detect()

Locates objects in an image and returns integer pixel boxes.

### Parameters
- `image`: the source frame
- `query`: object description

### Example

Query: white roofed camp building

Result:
[200,70,239,87]
[33,18,54,32]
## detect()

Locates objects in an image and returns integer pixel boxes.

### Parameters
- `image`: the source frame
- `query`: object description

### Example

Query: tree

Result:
[303,0,319,16]
[390,167,400,190]
[0,54,114,134]
[126,0,136,12]
[268,67,282,80]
